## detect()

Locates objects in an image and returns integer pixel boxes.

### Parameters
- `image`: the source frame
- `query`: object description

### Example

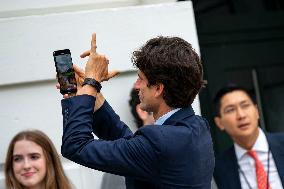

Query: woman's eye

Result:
[13,156,23,162]
[30,155,40,160]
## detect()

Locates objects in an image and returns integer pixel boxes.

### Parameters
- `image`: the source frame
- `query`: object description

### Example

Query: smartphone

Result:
[53,49,77,95]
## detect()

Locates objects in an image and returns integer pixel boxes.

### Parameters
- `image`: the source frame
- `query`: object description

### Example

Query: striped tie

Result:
[247,150,271,189]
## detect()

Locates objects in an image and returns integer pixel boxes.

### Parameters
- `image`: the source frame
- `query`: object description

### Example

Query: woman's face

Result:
[12,139,47,189]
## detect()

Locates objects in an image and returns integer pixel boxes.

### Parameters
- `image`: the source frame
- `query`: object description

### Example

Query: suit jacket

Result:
[61,95,215,189]
[214,133,284,189]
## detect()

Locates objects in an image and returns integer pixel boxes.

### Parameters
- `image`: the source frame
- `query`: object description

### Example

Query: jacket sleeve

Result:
[61,95,160,181]
[92,100,133,140]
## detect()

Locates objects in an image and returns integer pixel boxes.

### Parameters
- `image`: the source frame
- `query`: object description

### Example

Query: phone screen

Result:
[53,49,77,94]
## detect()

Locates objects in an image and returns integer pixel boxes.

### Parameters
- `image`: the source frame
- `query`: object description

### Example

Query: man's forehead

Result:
[137,70,146,78]
[220,90,252,107]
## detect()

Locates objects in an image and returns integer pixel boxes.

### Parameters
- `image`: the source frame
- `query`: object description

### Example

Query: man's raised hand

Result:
[80,33,119,82]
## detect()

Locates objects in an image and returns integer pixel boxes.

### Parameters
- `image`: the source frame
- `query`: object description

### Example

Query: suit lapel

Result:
[266,133,284,186]
[225,147,242,189]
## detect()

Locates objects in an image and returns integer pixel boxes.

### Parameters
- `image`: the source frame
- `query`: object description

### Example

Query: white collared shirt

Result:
[234,128,283,189]
[154,108,181,125]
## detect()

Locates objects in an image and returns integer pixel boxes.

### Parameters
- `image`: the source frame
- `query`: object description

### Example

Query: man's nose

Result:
[134,79,140,90]
[236,107,246,119]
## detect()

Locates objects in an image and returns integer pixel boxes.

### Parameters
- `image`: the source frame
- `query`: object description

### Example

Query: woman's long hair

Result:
[5,129,73,189]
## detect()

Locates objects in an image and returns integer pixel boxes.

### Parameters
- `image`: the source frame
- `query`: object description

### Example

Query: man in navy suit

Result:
[213,84,284,189]
[60,33,214,188]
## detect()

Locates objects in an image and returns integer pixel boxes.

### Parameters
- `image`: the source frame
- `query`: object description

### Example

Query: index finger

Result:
[91,33,97,54]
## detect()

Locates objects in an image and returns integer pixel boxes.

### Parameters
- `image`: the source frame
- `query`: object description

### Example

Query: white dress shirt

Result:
[154,108,181,125]
[234,128,283,189]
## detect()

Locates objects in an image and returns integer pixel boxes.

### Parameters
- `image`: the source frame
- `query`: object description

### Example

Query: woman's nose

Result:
[23,159,31,169]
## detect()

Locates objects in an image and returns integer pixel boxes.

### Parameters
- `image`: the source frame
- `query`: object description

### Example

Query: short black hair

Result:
[213,83,256,116]
[129,88,143,128]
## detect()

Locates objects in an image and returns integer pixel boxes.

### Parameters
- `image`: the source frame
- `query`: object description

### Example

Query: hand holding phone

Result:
[53,49,77,95]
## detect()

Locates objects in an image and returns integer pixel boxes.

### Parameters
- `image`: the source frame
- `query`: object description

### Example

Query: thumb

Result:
[80,50,90,58]
[75,73,84,87]
[73,64,85,78]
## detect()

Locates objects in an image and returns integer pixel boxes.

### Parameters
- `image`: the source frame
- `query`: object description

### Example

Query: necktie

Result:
[247,150,271,189]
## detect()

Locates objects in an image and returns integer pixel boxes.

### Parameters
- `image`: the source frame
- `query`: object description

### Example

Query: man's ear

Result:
[214,116,225,131]
[255,104,260,120]
[154,83,164,97]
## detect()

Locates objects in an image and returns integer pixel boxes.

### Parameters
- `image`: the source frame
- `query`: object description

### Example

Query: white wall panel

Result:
[0,2,199,86]
[0,73,138,163]
[0,0,135,12]
[0,73,137,189]
[0,0,175,13]
[0,0,201,164]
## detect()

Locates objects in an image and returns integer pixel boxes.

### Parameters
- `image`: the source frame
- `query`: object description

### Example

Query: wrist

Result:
[85,74,101,82]
[82,78,102,93]
[77,85,98,96]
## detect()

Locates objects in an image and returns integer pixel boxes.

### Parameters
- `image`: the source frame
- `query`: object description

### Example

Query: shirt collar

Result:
[154,108,181,125]
[234,128,269,160]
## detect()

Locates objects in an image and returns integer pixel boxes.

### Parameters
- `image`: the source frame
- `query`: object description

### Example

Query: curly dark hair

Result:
[132,36,205,108]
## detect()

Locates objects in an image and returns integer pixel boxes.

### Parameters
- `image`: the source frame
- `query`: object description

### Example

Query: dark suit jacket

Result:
[61,95,214,189]
[214,133,284,189]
